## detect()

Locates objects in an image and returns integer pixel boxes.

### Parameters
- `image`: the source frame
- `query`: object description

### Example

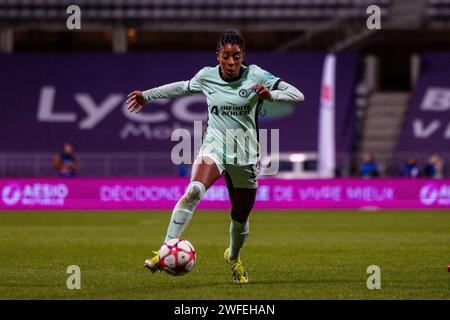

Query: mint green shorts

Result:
[196,145,259,189]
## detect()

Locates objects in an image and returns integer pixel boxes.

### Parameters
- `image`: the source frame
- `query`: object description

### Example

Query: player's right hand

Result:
[126,90,146,113]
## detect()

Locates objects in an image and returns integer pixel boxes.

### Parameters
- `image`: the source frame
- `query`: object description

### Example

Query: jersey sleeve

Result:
[142,81,191,102]
[252,65,281,90]
[270,80,305,103]
[142,67,209,102]
[188,67,209,93]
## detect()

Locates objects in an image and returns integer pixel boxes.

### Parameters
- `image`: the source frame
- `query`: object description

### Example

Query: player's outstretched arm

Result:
[127,81,192,113]
[269,81,304,103]
[252,81,304,103]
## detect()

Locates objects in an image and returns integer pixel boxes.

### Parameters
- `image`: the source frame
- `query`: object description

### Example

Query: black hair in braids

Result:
[216,31,246,53]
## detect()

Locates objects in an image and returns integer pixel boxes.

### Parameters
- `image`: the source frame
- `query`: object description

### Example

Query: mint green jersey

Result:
[189,64,281,166]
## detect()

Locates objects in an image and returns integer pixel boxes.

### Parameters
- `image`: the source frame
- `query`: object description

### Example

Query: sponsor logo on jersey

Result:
[210,105,252,116]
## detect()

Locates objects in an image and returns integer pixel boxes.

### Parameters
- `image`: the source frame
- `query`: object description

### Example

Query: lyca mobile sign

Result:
[36,86,208,140]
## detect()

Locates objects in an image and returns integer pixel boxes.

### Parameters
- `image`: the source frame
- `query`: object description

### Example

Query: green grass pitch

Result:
[0,210,449,299]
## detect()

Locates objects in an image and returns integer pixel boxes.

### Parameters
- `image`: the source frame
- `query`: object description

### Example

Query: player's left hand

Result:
[252,84,272,100]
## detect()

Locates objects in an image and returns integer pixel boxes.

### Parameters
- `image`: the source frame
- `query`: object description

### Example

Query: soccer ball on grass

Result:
[158,238,196,276]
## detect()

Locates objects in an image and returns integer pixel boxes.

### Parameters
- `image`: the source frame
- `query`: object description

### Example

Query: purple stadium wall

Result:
[0,53,359,157]
[395,53,450,169]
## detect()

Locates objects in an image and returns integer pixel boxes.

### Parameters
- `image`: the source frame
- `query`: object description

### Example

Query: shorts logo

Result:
[239,89,250,98]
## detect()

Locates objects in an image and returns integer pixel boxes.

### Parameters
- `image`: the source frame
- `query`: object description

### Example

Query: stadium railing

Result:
[0,151,356,178]
[0,152,177,177]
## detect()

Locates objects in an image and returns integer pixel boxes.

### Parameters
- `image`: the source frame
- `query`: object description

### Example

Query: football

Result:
[158,238,196,276]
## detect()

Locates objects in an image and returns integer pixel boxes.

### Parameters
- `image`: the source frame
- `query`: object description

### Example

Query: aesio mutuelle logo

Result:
[2,184,22,206]
[1,183,69,206]
[420,184,450,206]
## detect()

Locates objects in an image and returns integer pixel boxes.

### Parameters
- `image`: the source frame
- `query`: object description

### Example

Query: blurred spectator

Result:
[423,153,444,178]
[54,143,79,177]
[359,151,380,178]
[401,156,420,177]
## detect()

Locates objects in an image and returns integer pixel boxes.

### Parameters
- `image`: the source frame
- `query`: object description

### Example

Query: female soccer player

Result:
[126,31,304,284]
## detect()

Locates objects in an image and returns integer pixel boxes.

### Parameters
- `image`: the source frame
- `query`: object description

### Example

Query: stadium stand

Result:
[394,53,450,176]
[427,0,450,21]
[0,0,391,23]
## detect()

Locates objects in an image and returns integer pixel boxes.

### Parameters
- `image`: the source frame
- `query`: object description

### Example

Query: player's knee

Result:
[184,181,206,205]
